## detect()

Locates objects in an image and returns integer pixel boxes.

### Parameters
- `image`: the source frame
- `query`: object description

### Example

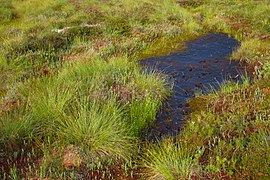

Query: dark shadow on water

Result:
[140,33,245,140]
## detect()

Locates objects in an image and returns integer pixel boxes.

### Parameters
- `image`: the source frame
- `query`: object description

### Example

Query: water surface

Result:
[140,33,243,139]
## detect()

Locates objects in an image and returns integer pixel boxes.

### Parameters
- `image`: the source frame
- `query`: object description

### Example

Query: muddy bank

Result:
[140,33,245,139]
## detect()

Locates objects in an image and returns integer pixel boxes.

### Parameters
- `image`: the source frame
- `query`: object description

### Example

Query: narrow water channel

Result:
[140,33,244,139]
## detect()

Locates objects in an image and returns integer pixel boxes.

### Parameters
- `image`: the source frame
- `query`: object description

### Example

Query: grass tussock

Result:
[142,139,201,180]
[0,54,168,178]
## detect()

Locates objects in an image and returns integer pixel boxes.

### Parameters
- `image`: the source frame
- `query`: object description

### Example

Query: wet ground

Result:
[140,33,244,139]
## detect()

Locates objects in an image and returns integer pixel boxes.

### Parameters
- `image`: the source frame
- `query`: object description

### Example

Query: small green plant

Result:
[257,62,270,79]
[142,139,201,179]
[127,96,161,137]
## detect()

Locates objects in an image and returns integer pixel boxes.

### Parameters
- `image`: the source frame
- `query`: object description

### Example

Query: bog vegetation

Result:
[0,0,269,179]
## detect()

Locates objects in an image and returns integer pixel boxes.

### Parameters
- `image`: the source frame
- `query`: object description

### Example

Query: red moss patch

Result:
[262,88,270,95]
[0,99,18,112]
[62,146,82,169]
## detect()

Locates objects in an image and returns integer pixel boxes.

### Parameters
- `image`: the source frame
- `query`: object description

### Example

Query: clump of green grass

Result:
[56,98,133,162]
[142,138,202,179]
[0,112,34,149]
[214,75,250,94]
[231,38,270,63]
[127,96,161,137]
[0,54,168,178]
[0,0,18,24]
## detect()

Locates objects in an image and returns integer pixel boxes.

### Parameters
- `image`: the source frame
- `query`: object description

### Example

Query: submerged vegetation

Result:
[0,0,269,179]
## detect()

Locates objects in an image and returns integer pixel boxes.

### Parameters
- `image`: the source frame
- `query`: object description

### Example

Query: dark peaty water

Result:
[140,33,244,140]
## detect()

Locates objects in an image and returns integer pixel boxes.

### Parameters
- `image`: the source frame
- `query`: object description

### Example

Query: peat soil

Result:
[140,33,245,140]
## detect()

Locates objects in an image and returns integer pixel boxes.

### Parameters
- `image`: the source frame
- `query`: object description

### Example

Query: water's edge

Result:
[140,33,245,140]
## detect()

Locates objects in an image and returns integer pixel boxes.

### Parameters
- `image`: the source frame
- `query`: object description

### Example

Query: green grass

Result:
[56,98,133,161]
[142,139,202,179]
[1,0,270,179]
[0,54,168,178]
[140,0,270,179]
[0,0,18,24]
[143,80,270,179]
